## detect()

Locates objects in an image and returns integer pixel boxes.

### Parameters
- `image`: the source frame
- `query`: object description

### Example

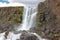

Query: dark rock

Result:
[20,33,39,40]
[0,23,13,33]
[52,36,60,40]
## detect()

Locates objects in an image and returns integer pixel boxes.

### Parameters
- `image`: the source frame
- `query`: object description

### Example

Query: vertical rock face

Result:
[0,7,24,33]
[45,0,60,40]
[35,0,60,40]
[45,0,60,28]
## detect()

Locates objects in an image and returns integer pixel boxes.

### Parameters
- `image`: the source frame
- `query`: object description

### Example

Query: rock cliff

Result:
[45,0,60,40]
[0,7,24,33]
[35,0,60,40]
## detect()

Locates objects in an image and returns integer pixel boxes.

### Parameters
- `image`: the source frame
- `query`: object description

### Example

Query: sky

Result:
[0,0,9,3]
[0,0,45,7]
[8,0,45,3]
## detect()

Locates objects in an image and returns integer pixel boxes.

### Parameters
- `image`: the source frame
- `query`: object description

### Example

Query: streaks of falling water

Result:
[17,7,37,31]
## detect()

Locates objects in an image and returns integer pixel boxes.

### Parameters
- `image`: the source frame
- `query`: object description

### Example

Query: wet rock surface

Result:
[20,33,39,40]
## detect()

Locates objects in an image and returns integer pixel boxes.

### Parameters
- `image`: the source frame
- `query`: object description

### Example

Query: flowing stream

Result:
[0,5,47,40]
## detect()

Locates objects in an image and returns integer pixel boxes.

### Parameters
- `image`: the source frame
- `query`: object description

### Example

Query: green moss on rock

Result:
[0,6,24,32]
[36,2,46,26]
[0,6,24,25]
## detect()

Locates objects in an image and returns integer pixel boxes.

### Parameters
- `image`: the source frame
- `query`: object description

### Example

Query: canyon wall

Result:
[34,0,60,40]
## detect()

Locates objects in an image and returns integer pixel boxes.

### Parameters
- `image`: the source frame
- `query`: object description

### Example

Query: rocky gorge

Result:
[0,0,60,40]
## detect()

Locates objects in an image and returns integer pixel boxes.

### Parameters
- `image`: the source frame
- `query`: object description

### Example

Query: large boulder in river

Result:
[20,33,39,40]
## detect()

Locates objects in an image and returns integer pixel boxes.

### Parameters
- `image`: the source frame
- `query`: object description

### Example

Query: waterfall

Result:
[17,7,37,31]
[0,5,47,40]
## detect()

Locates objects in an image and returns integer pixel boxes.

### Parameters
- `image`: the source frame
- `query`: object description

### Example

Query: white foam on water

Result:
[6,32,21,40]
[0,32,5,40]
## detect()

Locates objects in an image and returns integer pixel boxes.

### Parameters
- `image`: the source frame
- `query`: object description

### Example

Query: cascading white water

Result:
[17,7,37,31]
[30,33,47,40]
[6,32,21,40]
[0,32,5,40]
[0,4,47,40]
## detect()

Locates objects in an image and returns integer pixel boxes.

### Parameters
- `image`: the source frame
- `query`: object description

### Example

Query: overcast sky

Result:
[8,0,45,3]
[0,0,45,4]
[0,0,45,7]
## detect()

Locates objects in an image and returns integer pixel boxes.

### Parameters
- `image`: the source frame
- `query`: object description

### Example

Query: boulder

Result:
[20,33,39,40]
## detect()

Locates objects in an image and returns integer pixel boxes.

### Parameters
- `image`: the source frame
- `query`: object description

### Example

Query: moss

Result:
[36,2,46,27]
[35,2,47,37]
[0,6,24,26]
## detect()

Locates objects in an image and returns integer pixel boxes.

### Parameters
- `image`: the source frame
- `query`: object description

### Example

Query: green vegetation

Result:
[0,6,24,25]
[36,2,46,27]
[35,2,47,36]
